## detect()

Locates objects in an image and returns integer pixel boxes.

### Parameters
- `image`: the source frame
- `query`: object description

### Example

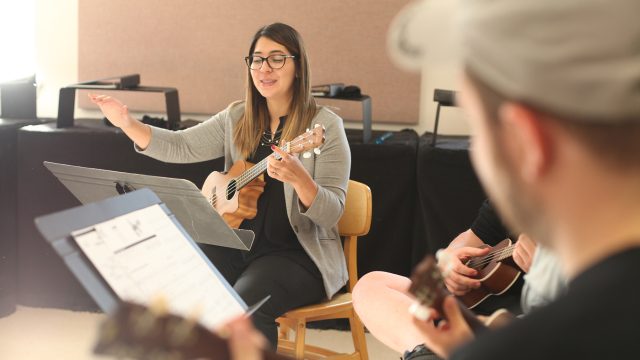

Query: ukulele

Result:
[458,238,522,309]
[201,125,325,228]
[408,255,514,333]
[94,301,291,360]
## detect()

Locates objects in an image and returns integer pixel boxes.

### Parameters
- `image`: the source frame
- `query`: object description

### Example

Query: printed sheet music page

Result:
[71,204,245,329]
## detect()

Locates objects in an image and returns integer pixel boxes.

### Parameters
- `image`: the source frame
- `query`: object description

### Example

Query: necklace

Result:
[260,128,283,146]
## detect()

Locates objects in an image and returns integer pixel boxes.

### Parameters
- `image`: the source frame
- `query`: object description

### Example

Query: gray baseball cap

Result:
[388,0,640,122]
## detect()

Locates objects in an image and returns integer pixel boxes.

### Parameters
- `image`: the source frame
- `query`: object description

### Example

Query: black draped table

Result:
[0,118,48,317]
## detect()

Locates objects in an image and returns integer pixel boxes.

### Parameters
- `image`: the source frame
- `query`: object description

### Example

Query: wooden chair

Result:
[276,180,372,360]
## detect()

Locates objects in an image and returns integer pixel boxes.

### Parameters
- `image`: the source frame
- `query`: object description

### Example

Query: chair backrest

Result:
[338,180,372,292]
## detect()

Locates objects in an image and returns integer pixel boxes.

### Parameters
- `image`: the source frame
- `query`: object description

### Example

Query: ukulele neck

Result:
[235,145,286,189]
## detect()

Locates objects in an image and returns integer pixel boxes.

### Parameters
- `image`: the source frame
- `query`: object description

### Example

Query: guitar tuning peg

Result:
[313,148,321,155]
[303,151,312,159]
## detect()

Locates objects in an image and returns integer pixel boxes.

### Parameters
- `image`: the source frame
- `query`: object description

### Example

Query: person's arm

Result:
[90,93,229,163]
[89,94,152,149]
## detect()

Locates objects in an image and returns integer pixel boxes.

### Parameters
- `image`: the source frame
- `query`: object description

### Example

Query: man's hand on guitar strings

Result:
[411,295,474,359]
[437,246,490,296]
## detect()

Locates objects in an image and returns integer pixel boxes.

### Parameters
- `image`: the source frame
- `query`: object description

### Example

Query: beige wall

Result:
[36,0,470,136]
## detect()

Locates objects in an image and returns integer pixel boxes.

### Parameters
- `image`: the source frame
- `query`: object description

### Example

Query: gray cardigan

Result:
[138,101,351,298]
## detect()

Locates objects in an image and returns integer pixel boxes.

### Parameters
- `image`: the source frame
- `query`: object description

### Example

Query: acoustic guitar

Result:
[408,255,514,333]
[201,125,325,228]
[94,300,291,360]
[458,238,522,309]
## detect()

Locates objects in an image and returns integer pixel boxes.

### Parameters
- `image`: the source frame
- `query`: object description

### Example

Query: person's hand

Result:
[218,316,268,360]
[88,93,136,128]
[512,234,537,273]
[267,145,311,186]
[411,296,474,358]
[438,245,490,296]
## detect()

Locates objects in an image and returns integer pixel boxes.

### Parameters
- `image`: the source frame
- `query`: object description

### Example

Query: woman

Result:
[89,23,351,347]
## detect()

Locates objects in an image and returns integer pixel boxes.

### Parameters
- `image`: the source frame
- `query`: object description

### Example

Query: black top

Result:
[470,199,511,246]
[239,117,321,278]
[451,246,640,360]
[468,199,523,315]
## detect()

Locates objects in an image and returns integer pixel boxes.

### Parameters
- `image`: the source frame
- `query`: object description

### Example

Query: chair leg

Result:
[294,320,307,359]
[348,311,369,360]
[279,322,290,341]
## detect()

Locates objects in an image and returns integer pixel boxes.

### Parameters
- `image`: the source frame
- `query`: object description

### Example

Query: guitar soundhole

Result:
[226,180,237,200]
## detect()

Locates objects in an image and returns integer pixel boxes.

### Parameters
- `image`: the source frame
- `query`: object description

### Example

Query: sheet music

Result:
[71,204,245,329]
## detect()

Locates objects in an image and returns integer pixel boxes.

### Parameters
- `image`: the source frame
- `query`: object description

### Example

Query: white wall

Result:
[36,0,470,136]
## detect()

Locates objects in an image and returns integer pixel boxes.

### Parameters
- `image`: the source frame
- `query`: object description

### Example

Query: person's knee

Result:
[353,271,390,307]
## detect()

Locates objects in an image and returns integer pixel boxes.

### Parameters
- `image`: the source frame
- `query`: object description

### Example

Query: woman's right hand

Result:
[88,93,136,128]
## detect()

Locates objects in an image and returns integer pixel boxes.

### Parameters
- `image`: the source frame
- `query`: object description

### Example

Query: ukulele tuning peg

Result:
[303,151,312,159]
[314,123,321,128]
[409,302,431,321]
[313,148,321,155]
[306,128,310,132]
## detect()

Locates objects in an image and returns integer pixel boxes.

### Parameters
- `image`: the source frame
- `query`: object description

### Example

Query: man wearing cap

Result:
[404,0,640,358]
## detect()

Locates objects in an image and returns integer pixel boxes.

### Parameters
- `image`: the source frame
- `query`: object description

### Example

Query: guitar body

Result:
[459,239,522,309]
[201,160,266,229]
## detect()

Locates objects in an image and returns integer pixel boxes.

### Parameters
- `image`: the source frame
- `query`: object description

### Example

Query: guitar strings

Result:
[467,245,515,269]
[209,133,317,206]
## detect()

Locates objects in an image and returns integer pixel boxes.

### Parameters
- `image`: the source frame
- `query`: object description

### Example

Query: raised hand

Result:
[88,93,136,128]
[87,93,151,149]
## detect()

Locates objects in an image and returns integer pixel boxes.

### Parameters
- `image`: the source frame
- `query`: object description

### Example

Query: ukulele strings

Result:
[467,246,514,268]
[467,245,515,269]
[210,133,315,205]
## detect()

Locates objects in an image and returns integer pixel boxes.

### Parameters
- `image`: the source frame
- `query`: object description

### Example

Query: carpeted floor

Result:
[0,306,400,359]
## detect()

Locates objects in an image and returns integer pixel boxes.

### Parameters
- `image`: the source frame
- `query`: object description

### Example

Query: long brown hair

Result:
[233,23,317,158]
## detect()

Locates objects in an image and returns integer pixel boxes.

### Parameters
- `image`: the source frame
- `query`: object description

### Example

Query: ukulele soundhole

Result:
[226,180,237,200]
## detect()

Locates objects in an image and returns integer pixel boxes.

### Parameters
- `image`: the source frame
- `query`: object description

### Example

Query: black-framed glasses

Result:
[244,54,296,70]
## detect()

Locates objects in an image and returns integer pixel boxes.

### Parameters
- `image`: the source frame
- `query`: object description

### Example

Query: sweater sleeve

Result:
[136,107,229,163]
[297,109,351,229]
[470,199,511,246]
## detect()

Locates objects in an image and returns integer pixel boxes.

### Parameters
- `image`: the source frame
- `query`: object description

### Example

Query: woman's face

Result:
[250,36,296,104]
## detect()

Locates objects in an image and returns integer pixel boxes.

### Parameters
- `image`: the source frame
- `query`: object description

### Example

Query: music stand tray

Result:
[43,161,254,251]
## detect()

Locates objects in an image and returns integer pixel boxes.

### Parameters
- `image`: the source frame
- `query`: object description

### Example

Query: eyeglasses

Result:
[244,54,296,70]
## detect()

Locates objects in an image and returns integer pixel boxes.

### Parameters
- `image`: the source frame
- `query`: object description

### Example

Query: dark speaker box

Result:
[0,75,37,120]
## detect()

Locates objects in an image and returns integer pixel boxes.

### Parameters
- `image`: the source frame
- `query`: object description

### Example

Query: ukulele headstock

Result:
[94,301,228,360]
[94,301,291,360]
[408,255,448,321]
[285,124,326,157]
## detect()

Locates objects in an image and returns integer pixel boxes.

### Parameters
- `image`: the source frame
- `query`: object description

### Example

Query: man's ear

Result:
[498,103,553,182]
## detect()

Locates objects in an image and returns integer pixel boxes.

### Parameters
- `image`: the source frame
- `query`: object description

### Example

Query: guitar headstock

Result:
[94,301,289,360]
[283,124,326,157]
[408,255,448,321]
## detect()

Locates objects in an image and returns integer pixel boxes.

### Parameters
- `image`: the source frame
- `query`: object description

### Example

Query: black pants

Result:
[199,244,326,347]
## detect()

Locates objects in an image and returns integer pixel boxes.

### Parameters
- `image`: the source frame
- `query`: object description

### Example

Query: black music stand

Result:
[431,89,458,146]
[43,161,254,251]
